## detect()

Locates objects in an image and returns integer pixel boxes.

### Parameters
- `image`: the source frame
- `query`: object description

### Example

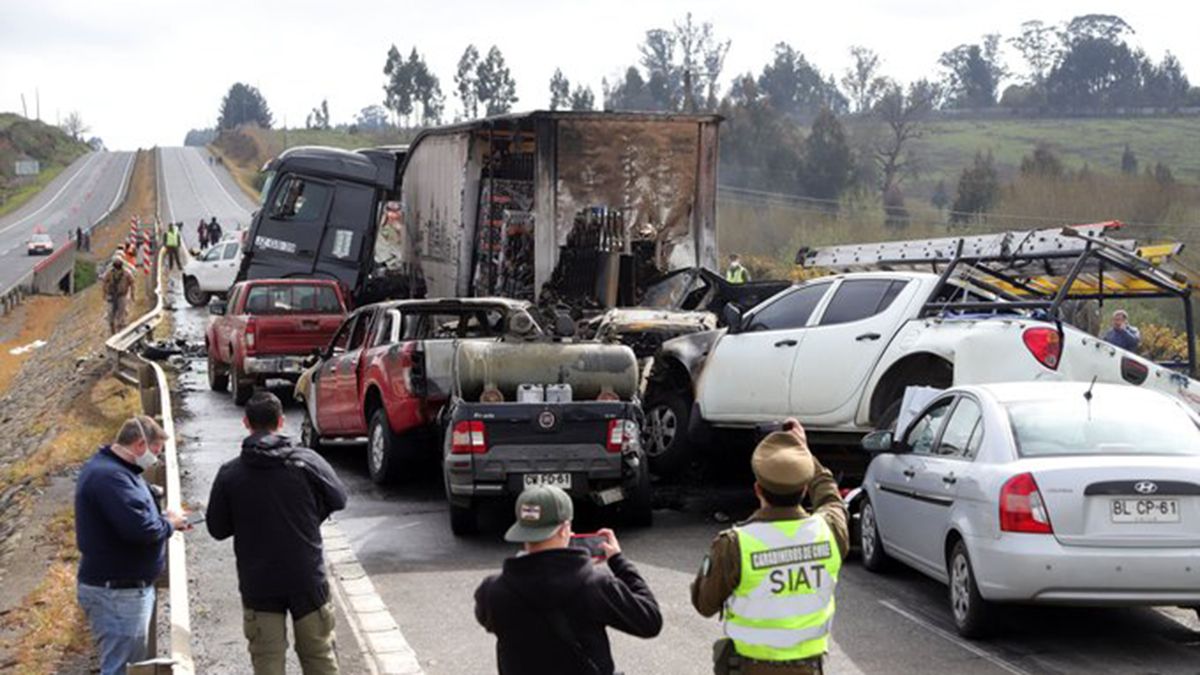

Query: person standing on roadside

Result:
[207,217,223,246]
[692,420,848,675]
[163,222,183,271]
[475,485,663,675]
[75,415,190,675]
[198,218,210,249]
[102,253,136,335]
[207,391,348,675]
[1102,309,1141,352]
[726,253,750,285]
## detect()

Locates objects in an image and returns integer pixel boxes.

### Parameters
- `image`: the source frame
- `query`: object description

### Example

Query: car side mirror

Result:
[722,303,744,333]
[861,430,895,454]
[208,300,227,316]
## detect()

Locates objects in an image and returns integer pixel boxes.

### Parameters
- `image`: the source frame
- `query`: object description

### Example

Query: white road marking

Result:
[878,599,1031,675]
[0,152,102,234]
[103,152,136,218]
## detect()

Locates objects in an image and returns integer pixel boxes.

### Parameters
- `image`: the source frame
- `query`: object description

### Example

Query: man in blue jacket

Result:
[75,415,189,675]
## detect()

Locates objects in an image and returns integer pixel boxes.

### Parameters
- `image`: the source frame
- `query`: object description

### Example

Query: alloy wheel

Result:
[861,502,878,560]
[951,552,971,624]
[645,405,678,458]
[369,424,385,474]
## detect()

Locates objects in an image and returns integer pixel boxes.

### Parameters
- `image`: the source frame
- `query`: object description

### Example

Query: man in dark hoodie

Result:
[207,391,348,675]
[475,485,662,675]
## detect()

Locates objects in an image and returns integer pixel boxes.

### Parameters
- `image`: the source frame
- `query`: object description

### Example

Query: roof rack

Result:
[795,221,1197,372]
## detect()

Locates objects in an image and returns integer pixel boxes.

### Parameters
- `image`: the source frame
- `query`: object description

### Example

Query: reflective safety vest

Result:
[165,228,180,248]
[726,264,748,284]
[723,517,841,662]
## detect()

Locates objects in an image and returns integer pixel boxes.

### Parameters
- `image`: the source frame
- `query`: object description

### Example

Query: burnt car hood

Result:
[594,308,716,335]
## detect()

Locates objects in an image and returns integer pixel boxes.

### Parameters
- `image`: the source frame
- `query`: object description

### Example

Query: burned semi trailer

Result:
[237,111,721,307]
[391,111,721,307]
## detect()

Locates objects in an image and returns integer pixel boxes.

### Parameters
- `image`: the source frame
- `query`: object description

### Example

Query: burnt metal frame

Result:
[908,237,1196,373]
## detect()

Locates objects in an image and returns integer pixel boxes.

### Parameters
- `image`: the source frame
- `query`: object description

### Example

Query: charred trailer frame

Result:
[392,111,721,308]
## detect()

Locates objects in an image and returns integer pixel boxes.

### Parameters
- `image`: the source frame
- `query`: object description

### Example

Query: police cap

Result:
[752,428,815,494]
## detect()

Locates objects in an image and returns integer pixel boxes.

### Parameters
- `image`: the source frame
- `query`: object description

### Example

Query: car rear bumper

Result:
[446,444,625,499]
[968,533,1200,605]
[243,355,308,376]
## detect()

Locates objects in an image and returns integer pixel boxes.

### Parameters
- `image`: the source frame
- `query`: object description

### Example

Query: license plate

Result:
[1110,498,1179,523]
[596,486,625,506]
[523,473,572,489]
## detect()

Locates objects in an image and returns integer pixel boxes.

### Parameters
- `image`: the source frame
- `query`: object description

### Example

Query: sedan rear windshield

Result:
[243,284,342,314]
[1006,395,1200,457]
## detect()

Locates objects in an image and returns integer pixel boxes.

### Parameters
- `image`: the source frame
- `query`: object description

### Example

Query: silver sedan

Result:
[857,381,1200,637]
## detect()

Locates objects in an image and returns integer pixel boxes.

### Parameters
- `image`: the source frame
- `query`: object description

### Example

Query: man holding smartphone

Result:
[75,415,189,675]
[207,391,347,674]
[691,419,848,675]
[474,485,663,674]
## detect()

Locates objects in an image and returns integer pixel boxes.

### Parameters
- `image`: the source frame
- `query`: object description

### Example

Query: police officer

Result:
[726,254,750,285]
[691,419,848,675]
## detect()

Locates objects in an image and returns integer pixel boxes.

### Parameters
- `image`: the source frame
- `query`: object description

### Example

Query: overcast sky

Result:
[2,1,1196,150]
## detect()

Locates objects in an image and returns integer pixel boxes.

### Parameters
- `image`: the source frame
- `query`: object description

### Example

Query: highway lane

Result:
[157,146,256,250]
[0,150,134,293]
[156,145,1200,673]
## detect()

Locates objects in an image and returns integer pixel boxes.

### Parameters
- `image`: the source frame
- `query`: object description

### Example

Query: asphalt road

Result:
[157,146,257,249]
[157,146,1200,674]
[0,150,134,293]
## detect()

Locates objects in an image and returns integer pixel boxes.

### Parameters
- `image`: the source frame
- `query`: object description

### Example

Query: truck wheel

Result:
[367,409,403,485]
[184,276,210,307]
[643,391,693,478]
[948,540,995,638]
[621,457,654,527]
[859,495,893,572]
[207,353,228,392]
[301,408,324,453]
[231,365,253,406]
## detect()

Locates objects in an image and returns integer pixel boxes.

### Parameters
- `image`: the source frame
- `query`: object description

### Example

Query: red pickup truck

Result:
[294,297,543,484]
[206,279,348,405]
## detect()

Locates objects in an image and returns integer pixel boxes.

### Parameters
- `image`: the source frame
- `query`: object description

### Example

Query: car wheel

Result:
[621,455,654,527]
[643,390,693,478]
[948,540,995,638]
[301,407,324,453]
[207,353,228,392]
[448,499,478,536]
[859,496,893,572]
[367,409,403,485]
[183,276,210,307]
[231,364,252,406]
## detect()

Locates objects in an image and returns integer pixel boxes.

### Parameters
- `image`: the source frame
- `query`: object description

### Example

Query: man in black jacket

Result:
[475,485,662,675]
[207,391,348,675]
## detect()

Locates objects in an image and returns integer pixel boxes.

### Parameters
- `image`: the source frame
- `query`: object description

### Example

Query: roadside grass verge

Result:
[0,166,68,220]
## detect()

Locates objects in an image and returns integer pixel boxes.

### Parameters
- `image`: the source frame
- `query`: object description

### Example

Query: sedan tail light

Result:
[450,421,487,454]
[1022,327,1061,370]
[606,420,637,454]
[1000,472,1053,534]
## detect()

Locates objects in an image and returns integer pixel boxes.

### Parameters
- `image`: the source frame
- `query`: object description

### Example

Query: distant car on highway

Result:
[857,382,1200,637]
[183,236,243,306]
[26,232,54,256]
[206,278,348,405]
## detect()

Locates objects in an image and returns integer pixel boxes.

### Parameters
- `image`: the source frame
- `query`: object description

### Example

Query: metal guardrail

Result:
[104,248,194,675]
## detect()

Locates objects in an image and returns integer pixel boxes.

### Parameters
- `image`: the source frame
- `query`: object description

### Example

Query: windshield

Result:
[1006,394,1200,457]
[640,271,699,309]
[258,170,276,207]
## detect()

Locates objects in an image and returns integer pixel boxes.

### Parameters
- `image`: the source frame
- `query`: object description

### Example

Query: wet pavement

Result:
[157,146,1200,674]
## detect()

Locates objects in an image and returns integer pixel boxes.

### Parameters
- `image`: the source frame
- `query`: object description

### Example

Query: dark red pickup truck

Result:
[206,279,348,405]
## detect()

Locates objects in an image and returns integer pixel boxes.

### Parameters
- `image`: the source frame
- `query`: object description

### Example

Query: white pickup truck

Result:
[642,225,1200,476]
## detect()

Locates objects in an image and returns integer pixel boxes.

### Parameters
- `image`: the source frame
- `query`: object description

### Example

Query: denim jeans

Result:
[77,583,156,675]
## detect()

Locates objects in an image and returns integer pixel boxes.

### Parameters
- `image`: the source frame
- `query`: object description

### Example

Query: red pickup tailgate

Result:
[241,282,346,356]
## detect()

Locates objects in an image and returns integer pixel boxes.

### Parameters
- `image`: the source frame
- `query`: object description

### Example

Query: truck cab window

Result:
[329,317,357,356]
[222,242,240,260]
[745,283,830,332]
[819,279,908,326]
[270,176,332,222]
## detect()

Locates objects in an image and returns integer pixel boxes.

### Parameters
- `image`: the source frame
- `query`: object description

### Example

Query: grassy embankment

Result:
[0,113,91,219]
[0,149,159,673]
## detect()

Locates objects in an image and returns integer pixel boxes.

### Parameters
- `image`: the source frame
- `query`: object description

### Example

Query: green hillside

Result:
[0,113,91,217]
[907,116,1200,196]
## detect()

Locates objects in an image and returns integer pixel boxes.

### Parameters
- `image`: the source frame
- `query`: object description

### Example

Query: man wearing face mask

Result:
[75,415,189,675]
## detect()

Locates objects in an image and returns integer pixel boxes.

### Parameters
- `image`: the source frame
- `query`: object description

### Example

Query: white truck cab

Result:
[183,236,243,307]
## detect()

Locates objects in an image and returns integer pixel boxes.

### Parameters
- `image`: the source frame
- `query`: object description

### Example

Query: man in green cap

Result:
[475,485,663,675]
[692,419,848,675]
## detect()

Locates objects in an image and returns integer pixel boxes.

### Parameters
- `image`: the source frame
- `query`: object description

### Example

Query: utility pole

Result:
[35,88,40,120]
[20,93,27,118]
